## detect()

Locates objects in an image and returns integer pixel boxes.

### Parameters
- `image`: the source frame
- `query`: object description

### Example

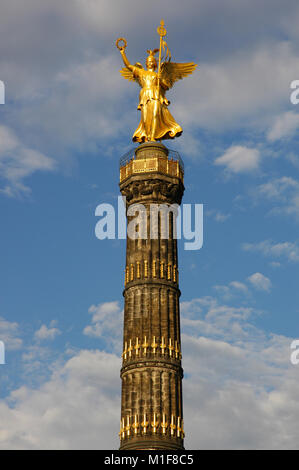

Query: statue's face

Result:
[146,57,157,71]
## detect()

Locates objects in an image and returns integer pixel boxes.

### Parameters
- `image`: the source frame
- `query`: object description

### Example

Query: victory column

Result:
[116,20,197,450]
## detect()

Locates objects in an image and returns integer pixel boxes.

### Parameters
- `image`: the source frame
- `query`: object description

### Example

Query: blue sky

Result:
[0,0,299,449]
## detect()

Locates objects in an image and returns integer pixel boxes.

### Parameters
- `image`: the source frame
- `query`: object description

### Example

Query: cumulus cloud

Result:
[267,111,299,141]
[83,301,123,353]
[206,209,231,222]
[247,272,272,292]
[257,176,299,199]
[0,126,55,197]
[213,273,272,300]
[214,146,261,173]
[242,240,299,263]
[0,0,298,197]
[0,295,298,449]
[0,317,22,351]
[252,177,299,221]
[175,40,299,134]
[0,350,120,449]
[214,280,249,300]
[181,297,299,449]
[34,324,61,342]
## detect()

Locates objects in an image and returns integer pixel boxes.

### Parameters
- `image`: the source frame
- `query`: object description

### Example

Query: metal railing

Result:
[119,146,184,172]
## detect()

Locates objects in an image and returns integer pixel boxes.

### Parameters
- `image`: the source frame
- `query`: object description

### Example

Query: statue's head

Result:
[146,49,158,71]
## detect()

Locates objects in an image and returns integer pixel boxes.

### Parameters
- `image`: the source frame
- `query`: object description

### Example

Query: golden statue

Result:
[116,20,197,143]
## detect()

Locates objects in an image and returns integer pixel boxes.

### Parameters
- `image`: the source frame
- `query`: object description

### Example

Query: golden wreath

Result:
[116,38,127,51]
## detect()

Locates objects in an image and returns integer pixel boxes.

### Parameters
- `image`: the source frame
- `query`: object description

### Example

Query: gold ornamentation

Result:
[160,336,166,355]
[151,336,158,355]
[128,339,133,358]
[141,413,149,434]
[116,20,197,143]
[160,261,164,278]
[142,336,149,355]
[134,337,140,357]
[115,37,127,51]
[125,416,131,437]
[177,417,182,438]
[173,264,177,283]
[130,263,134,281]
[122,341,128,361]
[136,261,141,279]
[125,259,179,284]
[144,260,148,278]
[157,19,167,40]
[119,420,124,440]
[122,336,181,361]
[167,263,172,280]
[132,415,139,435]
[119,413,184,440]
[152,259,157,278]
[119,155,184,183]
[161,413,168,435]
[170,414,176,436]
[175,340,180,359]
[151,413,159,434]
[124,258,180,284]
[168,338,174,357]
[121,418,125,440]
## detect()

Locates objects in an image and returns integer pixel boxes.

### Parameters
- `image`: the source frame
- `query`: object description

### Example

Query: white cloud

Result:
[0,295,299,449]
[213,273,273,299]
[287,153,299,169]
[0,126,55,197]
[214,146,261,173]
[176,41,299,134]
[0,350,120,449]
[0,1,298,189]
[247,272,272,292]
[253,177,299,221]
[83,301,123,353]
[181,297,255,342]
[206,209,231,222]
[267,111,299,141]
[270,261,281,268]
[214,280,248,300]
[0,317,22,351]
[242,240,299,263]
[34,324,61,341]
[230,281,249,292]
[257,176,299,199]
[214,212,231,222]
[181,297,299,449]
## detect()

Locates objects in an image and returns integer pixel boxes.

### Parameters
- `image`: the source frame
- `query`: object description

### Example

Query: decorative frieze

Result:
[119,413,184,441]
[124,260,178,285]
[122,336,182,362]
[120,178,184,206]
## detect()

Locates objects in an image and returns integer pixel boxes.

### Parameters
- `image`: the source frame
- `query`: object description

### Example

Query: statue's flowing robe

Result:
[132,67,182,142]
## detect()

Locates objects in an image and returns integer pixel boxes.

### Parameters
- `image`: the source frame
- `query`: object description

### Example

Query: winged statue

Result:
[116,20,198,143]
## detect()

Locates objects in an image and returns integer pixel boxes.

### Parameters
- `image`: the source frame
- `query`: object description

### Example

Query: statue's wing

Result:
[161,62,198,89]
[120,63,143,86]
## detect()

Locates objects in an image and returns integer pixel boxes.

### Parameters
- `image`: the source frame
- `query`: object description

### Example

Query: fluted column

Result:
[119,142,185,450]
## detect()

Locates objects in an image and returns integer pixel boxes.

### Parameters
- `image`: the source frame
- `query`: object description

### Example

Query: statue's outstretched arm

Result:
[120,49,133,71]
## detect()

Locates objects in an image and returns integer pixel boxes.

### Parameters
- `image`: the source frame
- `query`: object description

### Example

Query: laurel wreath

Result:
[116,38,127,51]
